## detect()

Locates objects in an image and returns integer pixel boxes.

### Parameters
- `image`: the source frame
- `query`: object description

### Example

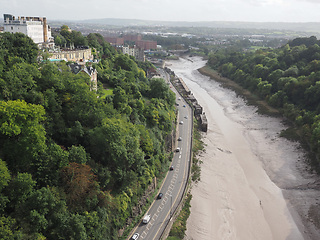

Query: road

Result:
[128,69,192,240]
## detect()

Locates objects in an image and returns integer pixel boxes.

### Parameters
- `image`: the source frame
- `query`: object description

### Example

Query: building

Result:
[136,40,157,50]
[121,46,145,62]
[69,63,98,91]
[3,14,54,48]
[49,47,94,62]
[104,37,124,46]
[123,34,142,42]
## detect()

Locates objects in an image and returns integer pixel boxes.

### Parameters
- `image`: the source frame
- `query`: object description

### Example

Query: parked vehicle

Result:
[176,147,180,152]
[170,166,174,171]
[178,136,182,141]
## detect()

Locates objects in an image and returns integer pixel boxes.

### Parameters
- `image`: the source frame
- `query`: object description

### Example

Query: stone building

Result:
[49,47,94,62]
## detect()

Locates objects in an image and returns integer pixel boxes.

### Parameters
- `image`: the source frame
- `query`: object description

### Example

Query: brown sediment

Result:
[166,57,320,240]
[198,66,280,116]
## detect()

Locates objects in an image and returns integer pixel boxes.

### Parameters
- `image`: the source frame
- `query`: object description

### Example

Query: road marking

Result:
[152,127,190,240]
[141,231,147,238]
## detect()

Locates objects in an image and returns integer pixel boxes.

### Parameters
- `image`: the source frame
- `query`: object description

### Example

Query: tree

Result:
[20,187,68,237]
[0,32,38,64]
[0,159,10,212]
[0,160,10,192]
[60,163,98,211]
[0,100,46,172]
[1,62,41,101]
[7,172,36,210]
[0,216,21,240]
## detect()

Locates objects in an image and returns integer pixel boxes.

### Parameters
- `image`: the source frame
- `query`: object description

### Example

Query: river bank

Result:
[166,57,320,240]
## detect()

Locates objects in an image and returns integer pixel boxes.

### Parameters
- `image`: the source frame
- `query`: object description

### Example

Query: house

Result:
[69,63,98,91]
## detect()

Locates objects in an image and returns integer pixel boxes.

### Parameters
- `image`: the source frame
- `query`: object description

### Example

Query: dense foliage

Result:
[0,31,175,239]
[208,36,320,165]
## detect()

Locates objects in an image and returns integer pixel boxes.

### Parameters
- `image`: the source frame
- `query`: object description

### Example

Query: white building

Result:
[3,14,54,47]
[122,46,145,62]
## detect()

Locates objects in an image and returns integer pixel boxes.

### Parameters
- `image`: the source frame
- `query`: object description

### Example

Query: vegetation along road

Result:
[128,71,192,240]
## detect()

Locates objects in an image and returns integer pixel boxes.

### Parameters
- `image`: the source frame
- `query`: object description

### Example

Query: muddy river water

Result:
[166,57,320,240]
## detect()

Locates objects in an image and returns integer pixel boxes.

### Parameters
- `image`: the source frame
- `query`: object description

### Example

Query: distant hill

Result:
[78,18,320,33]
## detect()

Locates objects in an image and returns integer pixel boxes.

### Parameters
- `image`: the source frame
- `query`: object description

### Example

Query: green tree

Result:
[0,100,46,172]
[0,32,38,64]
[0,160,10,191]
[0,62,41,101]
[7,172,36,210]
[0,216,21,240]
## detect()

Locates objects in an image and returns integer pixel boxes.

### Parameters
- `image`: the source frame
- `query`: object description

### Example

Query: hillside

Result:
[0,30,175,239]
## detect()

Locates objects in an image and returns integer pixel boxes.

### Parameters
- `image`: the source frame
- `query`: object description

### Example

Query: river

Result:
[166,57,320,240]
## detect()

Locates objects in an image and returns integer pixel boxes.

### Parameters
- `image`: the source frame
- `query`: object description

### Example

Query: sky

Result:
[1,0,320,23]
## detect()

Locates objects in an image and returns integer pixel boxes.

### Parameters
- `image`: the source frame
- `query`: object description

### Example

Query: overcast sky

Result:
[1,0,320,23]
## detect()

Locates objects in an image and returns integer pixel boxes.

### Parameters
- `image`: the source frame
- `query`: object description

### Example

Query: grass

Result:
[100,84,113,99]
[191,119,205,182]
[168,194,192,239]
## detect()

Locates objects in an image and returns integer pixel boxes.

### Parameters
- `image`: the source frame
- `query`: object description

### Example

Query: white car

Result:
[131,233,139,240]
[178,137,182,141]
[176,147,180,152]
[143,214,151,224]
[179,121,183,125]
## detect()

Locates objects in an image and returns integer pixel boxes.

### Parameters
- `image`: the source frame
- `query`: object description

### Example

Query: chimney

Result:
[43,17,48,42]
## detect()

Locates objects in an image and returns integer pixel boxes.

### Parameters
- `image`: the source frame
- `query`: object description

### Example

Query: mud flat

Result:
[166,57,320,240]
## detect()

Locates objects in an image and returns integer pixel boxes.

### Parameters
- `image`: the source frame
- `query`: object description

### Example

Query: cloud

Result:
[241,0,284,6]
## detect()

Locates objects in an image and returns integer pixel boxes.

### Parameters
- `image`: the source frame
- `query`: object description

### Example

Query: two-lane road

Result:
[128,71,192,240]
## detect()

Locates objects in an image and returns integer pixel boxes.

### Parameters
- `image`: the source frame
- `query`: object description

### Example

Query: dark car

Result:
[170,166,174,171]
[157,193,163,199]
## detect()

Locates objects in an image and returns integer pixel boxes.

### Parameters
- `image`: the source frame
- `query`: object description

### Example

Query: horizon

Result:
[1,0,320,23]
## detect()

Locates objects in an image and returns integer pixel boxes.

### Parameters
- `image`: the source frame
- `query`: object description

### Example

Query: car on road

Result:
[143,214,151,224]
[184,115,188,119]
[175,147,180,152]
[157,193,163,199]
[131,233,139,240]
[178,136,182,141]
[179,121,183,124]
[183,105,186,107]
[170,166,174,171]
